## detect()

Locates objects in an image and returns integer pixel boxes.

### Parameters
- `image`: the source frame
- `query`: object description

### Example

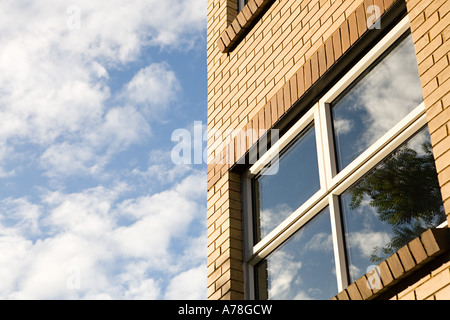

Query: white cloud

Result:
[8,233,112,300]
[267,250,304,300]
[112,172,205,267]
[348,230,391,258]
[39,103,153,177]
[0,197,42,236]
[88,106,151,149]
[164,265,207,300]
[348,36,423,151]
[123,279,161,300]
[0,172,206,299]
[40,143,99,177]
[131,149,195,189]
[43,186,118,236]
[0,0,207,300]
[0,235,34,295]
[305,232,333,252]
[333,118,353,135]
[260,203,294,237]
[0,0,205,177]
[123,63,180,112]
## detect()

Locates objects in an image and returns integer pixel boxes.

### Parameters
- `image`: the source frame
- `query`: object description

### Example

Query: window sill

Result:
[217,0,274,53]
[332,228,450,300]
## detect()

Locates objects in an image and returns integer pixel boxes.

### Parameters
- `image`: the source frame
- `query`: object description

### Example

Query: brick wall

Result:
[405,0,450,226]
[207,171,244,299]
[396,257,450,300]
[332,228,450,300]
[207,0,450,300]
[394,0,450,301]
[208,0,374,183]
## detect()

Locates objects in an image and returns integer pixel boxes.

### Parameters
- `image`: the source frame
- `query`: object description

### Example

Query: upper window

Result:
[243,18,447,300]
[331,33,424,171]
[219,0,273,53]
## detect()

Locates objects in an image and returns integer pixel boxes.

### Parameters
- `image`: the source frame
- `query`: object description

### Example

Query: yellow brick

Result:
[435,148,450,173]
[433,134,450,159]
[428,107,450,134]
[208,289,222,300]
[398,289,416,300]
[430,124,449,145]
[441,180,450,201]
[415,269,450,300]
[435,285,450,300]
[431,259,450,277]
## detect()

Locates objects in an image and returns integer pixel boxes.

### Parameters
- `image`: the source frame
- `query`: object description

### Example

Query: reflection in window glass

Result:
[253,124,320,241]
[331,33,424,171]
[340,126,446,282]
[255,207,337,300]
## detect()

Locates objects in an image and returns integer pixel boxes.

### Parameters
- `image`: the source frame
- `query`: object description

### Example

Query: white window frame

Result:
[242,15,448,300]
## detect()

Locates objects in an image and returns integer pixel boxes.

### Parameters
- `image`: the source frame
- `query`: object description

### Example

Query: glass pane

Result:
[255,207,337,300]
[331,33,424,171]
[238,0,249,11]
[340,127,446,282]
[253,123,320,241]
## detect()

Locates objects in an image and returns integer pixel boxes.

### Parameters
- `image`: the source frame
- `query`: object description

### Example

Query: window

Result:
[238,0,249,12]
[331,32,424,172]
[340,126,445,282]
[255,207,337,300]
[253,123,320,241]
[243,17,447,300]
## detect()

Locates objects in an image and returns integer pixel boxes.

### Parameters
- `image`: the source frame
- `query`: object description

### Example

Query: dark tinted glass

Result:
[253,124,320,241]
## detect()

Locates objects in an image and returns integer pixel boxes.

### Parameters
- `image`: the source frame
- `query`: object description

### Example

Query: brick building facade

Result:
[207,0,450,300]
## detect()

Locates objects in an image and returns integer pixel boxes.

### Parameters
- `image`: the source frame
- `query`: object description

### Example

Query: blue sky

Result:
[0,0,208,299]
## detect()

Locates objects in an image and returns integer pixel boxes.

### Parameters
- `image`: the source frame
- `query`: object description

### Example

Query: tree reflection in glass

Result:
[340,127,446,282]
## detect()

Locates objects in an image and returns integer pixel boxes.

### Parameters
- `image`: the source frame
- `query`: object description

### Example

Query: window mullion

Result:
[314,103,329,193]
[318,101,337,190]
[329,194,349,292]
[242,173,256,299]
